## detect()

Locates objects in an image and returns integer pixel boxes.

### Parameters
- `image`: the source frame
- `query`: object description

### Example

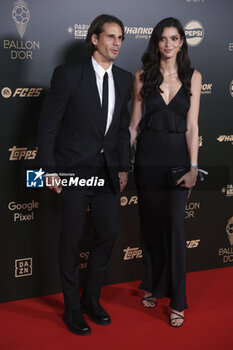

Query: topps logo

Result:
[9,146,37,160]
[186,240,200,248]
[123,247,143,260]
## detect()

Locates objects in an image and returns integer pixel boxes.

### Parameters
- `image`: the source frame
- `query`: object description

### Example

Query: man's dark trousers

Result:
[59,157,120,310]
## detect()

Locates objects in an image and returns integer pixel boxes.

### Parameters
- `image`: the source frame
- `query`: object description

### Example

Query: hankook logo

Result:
[124,26,153,40]
[217,135,233,144]
[184,20,204,46]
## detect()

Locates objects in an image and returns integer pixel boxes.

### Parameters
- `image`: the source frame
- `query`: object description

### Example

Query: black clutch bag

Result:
[168,164,208,187]
[168,164,190,187]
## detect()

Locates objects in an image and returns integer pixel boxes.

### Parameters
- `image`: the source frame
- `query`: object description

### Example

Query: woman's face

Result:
[158,26,183,59]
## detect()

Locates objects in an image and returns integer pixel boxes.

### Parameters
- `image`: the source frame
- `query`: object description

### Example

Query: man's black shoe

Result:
[81,298,111,325]
[62,308,91,335]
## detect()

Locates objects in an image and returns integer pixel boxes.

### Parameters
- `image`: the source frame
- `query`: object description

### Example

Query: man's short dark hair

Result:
[86,14,125,56]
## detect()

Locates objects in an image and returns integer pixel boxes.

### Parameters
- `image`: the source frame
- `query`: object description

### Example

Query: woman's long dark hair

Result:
[140,17,191,98]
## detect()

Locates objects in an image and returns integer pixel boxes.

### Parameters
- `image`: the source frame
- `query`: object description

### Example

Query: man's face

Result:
[91,22,123,63]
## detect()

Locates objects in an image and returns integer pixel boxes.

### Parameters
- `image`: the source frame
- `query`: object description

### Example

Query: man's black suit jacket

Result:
[38,58,133,189]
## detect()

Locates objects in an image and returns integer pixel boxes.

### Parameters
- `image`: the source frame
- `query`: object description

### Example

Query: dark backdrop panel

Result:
[0,0,232,302]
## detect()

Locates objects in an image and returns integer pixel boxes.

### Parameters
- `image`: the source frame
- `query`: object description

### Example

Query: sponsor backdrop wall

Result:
[0,0,233,302]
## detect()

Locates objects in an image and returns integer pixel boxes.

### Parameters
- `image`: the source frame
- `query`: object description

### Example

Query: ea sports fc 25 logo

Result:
[184,20,204,46]
[1,87,43,98]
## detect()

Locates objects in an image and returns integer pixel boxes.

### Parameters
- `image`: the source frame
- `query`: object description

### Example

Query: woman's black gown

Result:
[135,71,194,311]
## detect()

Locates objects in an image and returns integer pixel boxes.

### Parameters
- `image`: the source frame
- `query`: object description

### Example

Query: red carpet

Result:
[0,267,232,350]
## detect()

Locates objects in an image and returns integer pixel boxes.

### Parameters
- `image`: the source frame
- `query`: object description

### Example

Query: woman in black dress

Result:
[129,18,202,327]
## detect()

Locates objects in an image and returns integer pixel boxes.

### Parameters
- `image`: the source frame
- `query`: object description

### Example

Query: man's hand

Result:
[118,172,128,192]
[45,174,62,194]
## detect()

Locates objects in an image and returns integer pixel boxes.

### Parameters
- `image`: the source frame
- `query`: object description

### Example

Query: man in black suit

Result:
[38,14,132,335]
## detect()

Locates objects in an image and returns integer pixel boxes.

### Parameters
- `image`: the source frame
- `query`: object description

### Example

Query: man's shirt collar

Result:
[91,56,113,79]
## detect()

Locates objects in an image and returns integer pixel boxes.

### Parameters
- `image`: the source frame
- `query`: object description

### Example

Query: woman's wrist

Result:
[190,167,198,174]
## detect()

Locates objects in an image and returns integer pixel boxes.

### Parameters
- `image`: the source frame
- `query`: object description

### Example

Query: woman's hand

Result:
[176,167,198,188]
